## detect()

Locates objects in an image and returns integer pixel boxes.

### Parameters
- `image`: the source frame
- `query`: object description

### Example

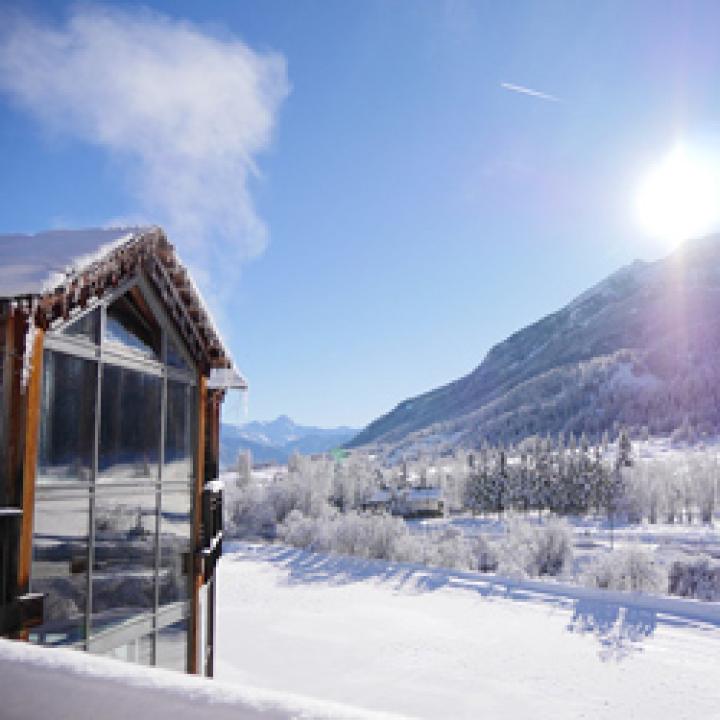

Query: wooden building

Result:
[393,487,445,518]
[0,227,245,675]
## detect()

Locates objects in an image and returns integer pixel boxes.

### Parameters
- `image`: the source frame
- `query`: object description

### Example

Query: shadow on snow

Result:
[223,541,720,663]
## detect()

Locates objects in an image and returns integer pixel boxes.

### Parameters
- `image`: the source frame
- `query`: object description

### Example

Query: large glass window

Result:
[29,489,89,647]
[159,485,191,609]
[63,308,100,344]
[166,335,190,371]
[99,365,161,483]
[91,487,156,635]
[102,633,154,666]
[105,292,160,359]
[32,283,199,674]
[165,380,194,483]
[157,619,188,672]
[38,351,97,485]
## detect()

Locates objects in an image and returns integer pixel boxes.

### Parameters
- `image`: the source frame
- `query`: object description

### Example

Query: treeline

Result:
[458,432,718,525]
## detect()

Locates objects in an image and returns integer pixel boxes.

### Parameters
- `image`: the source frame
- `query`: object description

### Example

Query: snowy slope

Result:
[349,233,720,450]
[217,543,720,720]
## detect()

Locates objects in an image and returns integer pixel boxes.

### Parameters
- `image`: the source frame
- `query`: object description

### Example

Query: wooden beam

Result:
[189,373,206,675]
[17,326,44,594]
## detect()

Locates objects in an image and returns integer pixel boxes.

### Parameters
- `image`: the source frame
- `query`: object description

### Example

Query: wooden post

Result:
[189,372,206,674]
[17,327,44,595]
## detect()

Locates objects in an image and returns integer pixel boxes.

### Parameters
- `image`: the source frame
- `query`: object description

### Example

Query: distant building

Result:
[0,227,246,676]
[393,487,445,518]
[362,489,393,514]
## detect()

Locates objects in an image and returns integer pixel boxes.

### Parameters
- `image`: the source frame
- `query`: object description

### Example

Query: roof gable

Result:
[0,226,243,381]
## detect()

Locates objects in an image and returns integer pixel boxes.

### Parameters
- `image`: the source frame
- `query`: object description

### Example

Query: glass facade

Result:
[166,335,190,371]
[92,486,157,633]
[99,365,161,483]
[29,489,89,647]
[63,308,100,344]
[157,619,189,672]
[105,293,161,359]
[37,351,96,485]
[164,380,193,483]
[30,283,197,671]
[159,485,191,609]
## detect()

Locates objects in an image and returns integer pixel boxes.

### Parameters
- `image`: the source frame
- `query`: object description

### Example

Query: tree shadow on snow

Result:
[566,599,657,661]
[224,542,720,663]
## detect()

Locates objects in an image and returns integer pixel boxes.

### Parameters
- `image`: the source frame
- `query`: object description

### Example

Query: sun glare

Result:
[635,145,720,247]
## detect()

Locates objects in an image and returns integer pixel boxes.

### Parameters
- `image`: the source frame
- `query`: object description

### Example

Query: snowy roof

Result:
[366,490,392,503]
[0,227,145,298]
[0,226,239,374]
[405,487,443,500]
[208,366,248,391]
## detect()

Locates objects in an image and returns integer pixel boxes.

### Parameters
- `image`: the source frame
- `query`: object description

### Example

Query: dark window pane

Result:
[157,618,188,672]
[30,490,89,647]
[159,486,191,609]
[164,381,194,483]
[91,487,156,634]
[99,365,160,482]
[105,292,160,359]
[38,351,97,485]
[166,335,190,371]
[63,308,100,344]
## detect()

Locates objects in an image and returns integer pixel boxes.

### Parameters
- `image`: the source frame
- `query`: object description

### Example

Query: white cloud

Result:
[500,82,560,103]
[0,4,289,301]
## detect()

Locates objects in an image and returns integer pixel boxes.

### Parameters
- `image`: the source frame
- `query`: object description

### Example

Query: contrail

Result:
[500,82,560,102]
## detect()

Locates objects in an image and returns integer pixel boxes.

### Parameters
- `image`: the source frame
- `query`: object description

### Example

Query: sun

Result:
[635,145,720,247]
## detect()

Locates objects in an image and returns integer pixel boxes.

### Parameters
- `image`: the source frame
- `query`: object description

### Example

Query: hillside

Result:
[348,235,720,451]
[221,415,357,466]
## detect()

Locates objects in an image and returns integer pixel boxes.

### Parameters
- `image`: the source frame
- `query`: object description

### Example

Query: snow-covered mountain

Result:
[348,234,720,453]
[221,415,357,466]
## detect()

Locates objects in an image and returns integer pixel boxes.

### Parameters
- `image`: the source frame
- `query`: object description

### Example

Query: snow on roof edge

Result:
[0,226,153,299]
[169,242,245,383]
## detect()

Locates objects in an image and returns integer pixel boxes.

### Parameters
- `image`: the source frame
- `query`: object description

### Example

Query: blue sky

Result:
[2,1,720,429]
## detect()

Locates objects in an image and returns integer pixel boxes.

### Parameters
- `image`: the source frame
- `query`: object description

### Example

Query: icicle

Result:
[21,298,38,393]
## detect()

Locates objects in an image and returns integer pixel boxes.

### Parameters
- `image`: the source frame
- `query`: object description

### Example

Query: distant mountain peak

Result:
[220,415,358,467]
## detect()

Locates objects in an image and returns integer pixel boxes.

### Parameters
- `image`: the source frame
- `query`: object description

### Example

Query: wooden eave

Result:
[19,228,232,374]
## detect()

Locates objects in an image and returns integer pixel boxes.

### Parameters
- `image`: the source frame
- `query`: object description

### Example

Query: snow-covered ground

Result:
[0,636,406,720]
[217,543,720,720]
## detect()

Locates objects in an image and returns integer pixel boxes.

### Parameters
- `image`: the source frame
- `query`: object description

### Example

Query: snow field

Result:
[216,543,720,720]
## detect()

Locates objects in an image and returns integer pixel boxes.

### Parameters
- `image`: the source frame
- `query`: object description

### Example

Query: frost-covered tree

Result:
[237,449,252,488]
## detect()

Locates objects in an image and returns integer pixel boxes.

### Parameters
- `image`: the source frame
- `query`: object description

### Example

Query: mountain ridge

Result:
[348,235,720,453]
[221,415,357,466]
